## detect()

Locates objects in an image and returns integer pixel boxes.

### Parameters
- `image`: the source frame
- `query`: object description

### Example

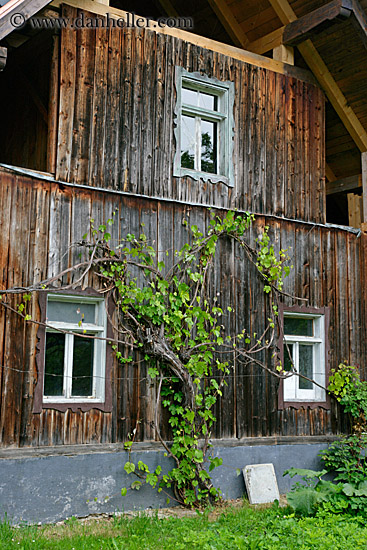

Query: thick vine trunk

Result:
[144,330,196,409]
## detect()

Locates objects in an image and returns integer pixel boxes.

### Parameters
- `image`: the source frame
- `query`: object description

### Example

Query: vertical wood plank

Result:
[21,183,50,446]
[285,78,296,220]
[104,27,123,190]
[362,151,367,223]
[47,34,60,175]
[56,5,78,182]
[0,180,31,445]
[89,24,109,188]
[70,14,96,185]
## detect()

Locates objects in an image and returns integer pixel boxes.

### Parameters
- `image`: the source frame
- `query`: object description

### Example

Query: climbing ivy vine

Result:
[2,210,296,508]
[87,210,292,507]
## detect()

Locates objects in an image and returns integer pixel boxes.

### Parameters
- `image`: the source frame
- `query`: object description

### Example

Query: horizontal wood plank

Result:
[326,173,362,194]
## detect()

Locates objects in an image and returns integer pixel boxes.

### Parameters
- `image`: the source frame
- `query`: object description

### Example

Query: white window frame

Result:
[174,67,234,186]
[43,294,107,404]
[283,312,326,402]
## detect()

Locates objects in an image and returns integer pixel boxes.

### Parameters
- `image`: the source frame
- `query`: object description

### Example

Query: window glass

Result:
[181,115,196,169]
[47,300,95,324]
[284,317,313,336]
[201,120,217,174]
[283,343,293,371]
[71,336,94,396]
[182,87,197,106]
[198,91,217,111]
[44,333,65,396]
[298,345,313,389]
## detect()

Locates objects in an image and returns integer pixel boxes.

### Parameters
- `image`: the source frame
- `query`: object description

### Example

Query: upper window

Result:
[282,311,326,403]
[174,67,234,186]
[43,294,107,405]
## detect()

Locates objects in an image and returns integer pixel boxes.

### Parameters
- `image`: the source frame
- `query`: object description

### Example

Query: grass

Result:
[1,503,367,549]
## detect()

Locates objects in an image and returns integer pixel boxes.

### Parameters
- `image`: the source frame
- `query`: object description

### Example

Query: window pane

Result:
[284,317,313,336]
[48,300,96,324]
[44,332,65,396]
[71,335,94,397]
[182,87,197,106]
[201,120,217,174]
[298,345,313,390]
[283,343,293,371]
[181,115,196,169]
[198,91,217,111]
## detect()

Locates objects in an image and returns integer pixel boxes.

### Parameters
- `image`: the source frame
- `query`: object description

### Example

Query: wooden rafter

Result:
[325,164,337,183]
[269,0,297,24]
[268,0,367,152]
[156,0,179,17]
[248,0,367,55]
[283,0,353,46]
[207,0,249,48]
[0,0,52,40]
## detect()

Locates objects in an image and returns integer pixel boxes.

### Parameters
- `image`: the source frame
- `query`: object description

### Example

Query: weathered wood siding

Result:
[55,6,325,223]
[0,168,363,447]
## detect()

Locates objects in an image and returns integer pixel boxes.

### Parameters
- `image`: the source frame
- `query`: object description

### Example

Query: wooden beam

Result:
[156,0,179,17]
[325,163,337,182]
[283,0,353,47]
[247,0,357,55]
[269,0,367,152]
[0,47,7,71]
[207,0,249,48]
[0,0,53,40]
[269,0,297,24]
[47,0,316,84]
[47,34,59,174]
[362,152,367,223]
[273,44,294,64]
[298,40,367,152]
[247,26,284,55]
[326,174,362,194]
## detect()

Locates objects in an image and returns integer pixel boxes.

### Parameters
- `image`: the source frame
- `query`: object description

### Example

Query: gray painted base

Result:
[0,439,334,524]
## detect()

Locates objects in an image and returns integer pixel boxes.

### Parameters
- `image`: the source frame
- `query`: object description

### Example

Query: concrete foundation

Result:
[0,436,338,524]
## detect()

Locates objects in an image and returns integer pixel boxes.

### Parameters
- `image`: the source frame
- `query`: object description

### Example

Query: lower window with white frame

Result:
[43,294,107,405]
[282,310,327,404]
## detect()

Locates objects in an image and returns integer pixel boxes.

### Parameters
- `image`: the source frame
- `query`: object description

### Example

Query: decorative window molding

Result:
[174,67,234,186]
[33,289,113,413]
[278,305,330,410]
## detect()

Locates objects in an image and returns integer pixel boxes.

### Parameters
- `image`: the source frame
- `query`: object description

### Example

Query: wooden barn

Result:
[0,0,367,522]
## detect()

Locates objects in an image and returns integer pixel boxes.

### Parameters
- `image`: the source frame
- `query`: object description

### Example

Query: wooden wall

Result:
[0,168,364,447]
[55,5,325,223]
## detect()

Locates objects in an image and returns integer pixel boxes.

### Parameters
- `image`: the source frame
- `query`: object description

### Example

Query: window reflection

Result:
[201,121,217,173]
[181,115,195,169]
